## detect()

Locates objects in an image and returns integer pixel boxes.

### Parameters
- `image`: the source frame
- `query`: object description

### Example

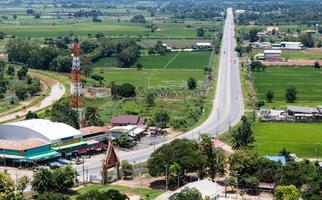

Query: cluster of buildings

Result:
[162,42,212,52]
[0,115,147,167]
[259,106,322,122]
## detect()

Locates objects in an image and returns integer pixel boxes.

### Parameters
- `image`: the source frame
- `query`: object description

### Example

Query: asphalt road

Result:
[75,7,244,179]
[0,75,65,123]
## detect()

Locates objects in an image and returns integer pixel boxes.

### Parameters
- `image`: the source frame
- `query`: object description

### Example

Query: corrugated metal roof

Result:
[0,138,48,151]
[1,119,82,142]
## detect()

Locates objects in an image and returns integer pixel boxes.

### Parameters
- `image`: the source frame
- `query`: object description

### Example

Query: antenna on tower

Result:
[70,38,85,128]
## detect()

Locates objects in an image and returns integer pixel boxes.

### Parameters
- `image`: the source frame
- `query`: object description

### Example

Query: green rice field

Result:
[252,67,322,107]
[253,122,322,158]
[93,51,211,69]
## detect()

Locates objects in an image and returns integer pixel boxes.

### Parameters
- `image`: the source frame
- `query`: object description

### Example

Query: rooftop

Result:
[80,125,111,136]
[0,119,82,142]
[0,138,48,151]
[171,179,224,199]
[264,49,282,54]
[111,115,145,126]
[287,106,319,114]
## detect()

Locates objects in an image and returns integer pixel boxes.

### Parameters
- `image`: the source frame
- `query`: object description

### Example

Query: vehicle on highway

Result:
[57,158,72,165]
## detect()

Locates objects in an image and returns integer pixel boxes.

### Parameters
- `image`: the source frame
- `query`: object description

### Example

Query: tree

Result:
[286,86,297,103]
[299,33,314,48]
[187,77,197,90]
[145,92,155,107]
[117,46,140,67]
[32,165,78,194]
[16,86,28,100]
[31,168,54,193]
[0,171,15,199]
[121,160,133,180]
[314,61,320,69]
[250,61,264,71]
[147,139,206,182]
[154,41,167,55]
[17,66,28,80]
[0,61,4,79]
[279,148,292,162]
[231,116,254,149]
[130,15,146,23]
[169,187,203,200]
[16,176,30,197]
[80,40,99,53]
[154,110,170,128]
[13,14,17,20]
[90,73,104,85]
[37,192,69,200]
[52,165,78,192]
[136,62,143,70]
[50,99,79,129]
[197,27,205,38]
[7,65,15,76]
[52,55,71,72]
[76,189,128,200]
[199,135,226,181]
[266,90,274,103]
[85,106,103,126]
[274,185,301,200]
[25,111,38,120]
[115,134,135,148]
[0,32,5,39]
[112,83,136,99]
[249,29,259,42]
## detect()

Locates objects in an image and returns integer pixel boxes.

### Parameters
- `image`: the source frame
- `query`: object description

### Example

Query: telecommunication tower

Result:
[70,39,85,128]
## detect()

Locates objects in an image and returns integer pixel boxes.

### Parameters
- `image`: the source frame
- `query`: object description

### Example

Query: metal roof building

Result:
[0,119,82,143]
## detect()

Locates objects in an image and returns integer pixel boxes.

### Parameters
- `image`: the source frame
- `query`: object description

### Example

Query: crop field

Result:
[93,52,211,69]
[253,122,322,158]
[252,67,322,107]
[93,68,204,89]
[0,21,205,38]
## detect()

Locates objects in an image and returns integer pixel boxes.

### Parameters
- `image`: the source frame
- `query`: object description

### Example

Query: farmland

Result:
[93,51,212,69]
[93,68,205,89]
[253,122,322,158]
[252,66,322,108]
[0,21,206,39]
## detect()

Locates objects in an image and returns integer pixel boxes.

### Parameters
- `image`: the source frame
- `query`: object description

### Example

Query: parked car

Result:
[75,158,84,165]
[57,158,72,165]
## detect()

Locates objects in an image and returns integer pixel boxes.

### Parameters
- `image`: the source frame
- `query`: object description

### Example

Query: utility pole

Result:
[82,159,85,182]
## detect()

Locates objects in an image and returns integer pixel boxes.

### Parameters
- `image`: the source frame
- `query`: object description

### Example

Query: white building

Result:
[235,10,246,15]
[272,42,304,50]
[170,179,224,200]
[195,42,212,50]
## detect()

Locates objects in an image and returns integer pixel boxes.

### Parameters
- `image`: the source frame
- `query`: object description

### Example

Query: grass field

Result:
[252,67,322,107]
[70,184,162,200]
[253,122,322,158]
[93,52,211,69]
[93,68,204,89]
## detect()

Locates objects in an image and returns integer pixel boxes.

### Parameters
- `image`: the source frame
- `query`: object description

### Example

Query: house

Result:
[195,42,212,51]
[266,26,279,35]
[287,106,320,120]
[280,42,303,50]
[257,31,267,37]
[169,179,225,200]
[79,125,111,141]
[235,10,246,15]
[252,42,272,49]
[272,42,303,50]
[264,49,281,61]
[111,115,146,127]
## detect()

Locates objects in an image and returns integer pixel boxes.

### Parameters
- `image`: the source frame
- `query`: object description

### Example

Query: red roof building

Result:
[111,115,145,127]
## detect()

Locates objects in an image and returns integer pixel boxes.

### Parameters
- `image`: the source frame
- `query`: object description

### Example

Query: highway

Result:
[75,7,244,179]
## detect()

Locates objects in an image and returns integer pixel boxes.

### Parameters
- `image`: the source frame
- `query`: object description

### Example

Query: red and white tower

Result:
[70,39,85,128]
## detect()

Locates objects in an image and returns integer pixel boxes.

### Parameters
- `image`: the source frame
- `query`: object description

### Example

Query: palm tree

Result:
[85,106,103,126]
